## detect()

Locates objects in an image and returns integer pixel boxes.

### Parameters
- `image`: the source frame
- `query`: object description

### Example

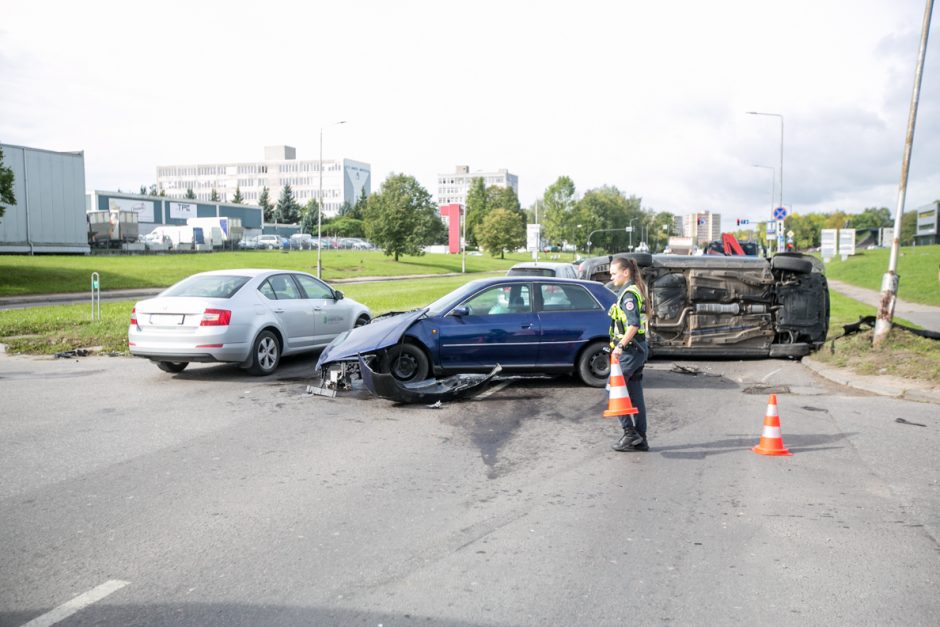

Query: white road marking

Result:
[476,381,512,399]
[23,579,130,627]
[761,368,781,382]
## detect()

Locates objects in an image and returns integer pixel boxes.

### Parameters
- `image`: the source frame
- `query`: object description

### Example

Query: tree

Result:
[210,188,220,202]
[348,188,368,220]
[276,184,301,223]
[0,146,15,220]
[541,176,577,246]
[464,177,488,247]
[258,186,274,222]
[363,173,445,261]
[139,185,147,195]
[158,185,166,197]
[477,208,525,259]
[300,198,320,234]
[185,188,196,200]
[232,186,244,204]
[149,183,159,196]
[326,215,365,238]
[850,207,891,230]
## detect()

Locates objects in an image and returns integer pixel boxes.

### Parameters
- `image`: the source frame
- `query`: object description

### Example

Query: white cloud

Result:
[1,0,937,224]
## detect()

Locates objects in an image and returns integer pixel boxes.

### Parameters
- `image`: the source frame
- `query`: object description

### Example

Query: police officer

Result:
[608,256,649,452]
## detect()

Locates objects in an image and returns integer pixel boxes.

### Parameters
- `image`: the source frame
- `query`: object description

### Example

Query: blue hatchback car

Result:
[315,276,618,387]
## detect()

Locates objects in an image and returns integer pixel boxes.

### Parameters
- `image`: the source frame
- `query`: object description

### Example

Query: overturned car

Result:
[577,252,829,358]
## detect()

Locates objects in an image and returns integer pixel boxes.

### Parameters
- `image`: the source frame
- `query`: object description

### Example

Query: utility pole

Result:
[874,0,933,347]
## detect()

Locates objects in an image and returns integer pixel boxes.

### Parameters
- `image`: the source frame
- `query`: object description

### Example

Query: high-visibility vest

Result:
[608,284,647,345]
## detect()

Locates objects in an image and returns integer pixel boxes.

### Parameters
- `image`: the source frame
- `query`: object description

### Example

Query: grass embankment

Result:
[0,250,579,297]
[814,244,940,385]
[823,244,940,306]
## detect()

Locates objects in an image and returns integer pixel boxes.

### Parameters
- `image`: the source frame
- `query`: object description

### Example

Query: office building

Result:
[156,146,370,217]
[437,165,518,207]
[681,211,722,245]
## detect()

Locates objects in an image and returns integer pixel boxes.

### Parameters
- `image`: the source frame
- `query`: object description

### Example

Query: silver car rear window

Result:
[162,275,251,298]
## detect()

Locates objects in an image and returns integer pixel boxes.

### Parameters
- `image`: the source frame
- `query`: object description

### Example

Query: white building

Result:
[156,146,370,217]
[680,211,722,245]
[437,165,519,207]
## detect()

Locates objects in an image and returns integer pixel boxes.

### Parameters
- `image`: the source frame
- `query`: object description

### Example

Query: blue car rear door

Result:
[436,283,540,369]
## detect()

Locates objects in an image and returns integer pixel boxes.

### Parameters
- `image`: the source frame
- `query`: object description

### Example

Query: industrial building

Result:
[437,165,519,207]
[0,143,90,254]
[86,191,264,237]
[155,145,371,217]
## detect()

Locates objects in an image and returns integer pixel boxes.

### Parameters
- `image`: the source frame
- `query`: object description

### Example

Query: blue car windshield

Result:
[162,275,251,298]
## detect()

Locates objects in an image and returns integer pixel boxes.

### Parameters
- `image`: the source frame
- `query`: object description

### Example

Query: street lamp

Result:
[752,164,775,215]
[746,111,784,209]
[317,120,347,279]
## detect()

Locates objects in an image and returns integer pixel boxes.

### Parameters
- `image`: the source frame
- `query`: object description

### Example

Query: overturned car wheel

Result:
[379,343,430,383]
[771,255,813,274]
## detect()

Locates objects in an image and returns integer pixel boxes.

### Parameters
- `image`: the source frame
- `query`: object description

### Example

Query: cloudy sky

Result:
[1,0,937,224]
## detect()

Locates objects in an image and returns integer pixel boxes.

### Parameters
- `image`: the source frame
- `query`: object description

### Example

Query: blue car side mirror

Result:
[451,306,470,317]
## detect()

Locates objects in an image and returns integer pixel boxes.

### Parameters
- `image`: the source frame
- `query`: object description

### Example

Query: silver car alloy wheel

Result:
[257,335,278,370]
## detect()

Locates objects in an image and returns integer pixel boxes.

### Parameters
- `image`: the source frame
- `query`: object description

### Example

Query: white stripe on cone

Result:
[761,426,782,439]
[765,404,779,417]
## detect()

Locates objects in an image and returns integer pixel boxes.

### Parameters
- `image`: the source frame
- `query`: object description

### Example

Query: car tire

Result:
[768,342,811,358]
[246,330,280,375]
[771,255,812,274]
[156,361,188,373]
[577,340,611,387]
[354,315,371,328]
[379,343,429,383]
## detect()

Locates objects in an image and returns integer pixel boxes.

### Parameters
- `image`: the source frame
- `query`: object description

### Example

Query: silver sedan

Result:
[129,269,371,375]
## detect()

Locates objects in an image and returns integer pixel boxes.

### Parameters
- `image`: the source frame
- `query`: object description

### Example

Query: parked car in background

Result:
[238,235,261,250]
[289,233,315,250]
[129,269,371,375]
[506,261,578,279]
[316,276,618,387]
[576,252,829,358]
[258,234,289,250]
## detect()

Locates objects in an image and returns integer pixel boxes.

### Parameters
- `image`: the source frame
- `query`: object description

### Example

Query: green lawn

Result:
[822,244,940,306]
[0,250,582,297]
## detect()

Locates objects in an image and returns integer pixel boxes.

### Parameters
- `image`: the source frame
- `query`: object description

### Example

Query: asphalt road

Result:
[1,353,938,626]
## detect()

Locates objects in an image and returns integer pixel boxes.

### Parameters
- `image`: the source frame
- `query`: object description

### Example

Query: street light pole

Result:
[752,164,775,215]
[747,112,784,209]
[628,218,638,250]
[317,120,347,279]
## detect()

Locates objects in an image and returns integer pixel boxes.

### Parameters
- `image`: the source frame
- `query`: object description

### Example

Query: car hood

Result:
[315,308,428,371]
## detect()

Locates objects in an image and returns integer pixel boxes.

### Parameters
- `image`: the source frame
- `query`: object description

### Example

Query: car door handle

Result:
[273,308,286,314]
[312,306,323,311]
[520,323,533,329]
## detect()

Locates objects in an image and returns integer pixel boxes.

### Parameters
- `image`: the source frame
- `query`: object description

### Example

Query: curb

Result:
[802,356,940,405]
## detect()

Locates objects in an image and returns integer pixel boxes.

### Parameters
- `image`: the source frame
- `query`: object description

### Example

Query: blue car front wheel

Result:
[380,343,430,383]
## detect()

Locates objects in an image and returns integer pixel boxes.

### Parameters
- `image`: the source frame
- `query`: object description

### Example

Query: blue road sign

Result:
[773,206,787,220]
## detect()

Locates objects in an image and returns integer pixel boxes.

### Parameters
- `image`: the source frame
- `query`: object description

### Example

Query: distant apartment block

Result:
[681,211,722,244]
[156,146,370,217]
[437,165,519,207]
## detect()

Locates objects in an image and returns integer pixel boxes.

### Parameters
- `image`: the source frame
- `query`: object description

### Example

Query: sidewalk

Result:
[827,279,940,333]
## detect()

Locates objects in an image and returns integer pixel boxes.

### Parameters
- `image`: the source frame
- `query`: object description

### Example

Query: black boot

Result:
[612,427,643,452]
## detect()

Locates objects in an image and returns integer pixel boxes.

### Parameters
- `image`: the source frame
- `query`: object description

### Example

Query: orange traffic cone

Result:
[753,394,792,456]
[603,352,639,418]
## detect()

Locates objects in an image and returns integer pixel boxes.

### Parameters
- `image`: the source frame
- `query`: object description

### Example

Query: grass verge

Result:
[0,250,580,296]
[821,244,940,306]
[814,290,940,385]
